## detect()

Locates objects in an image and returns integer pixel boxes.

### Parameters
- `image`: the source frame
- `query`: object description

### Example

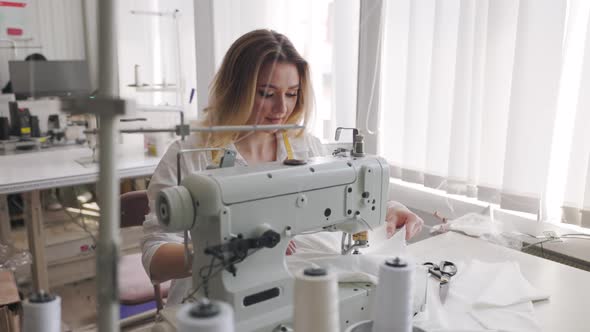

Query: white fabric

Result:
[140,131,327,305]
[288,225,430,315]
[413,260,550,332]
[430,213,499,238]
[473,262,549,307]
[287,224,408,284]
[287,227,549,332]
[429,212,523,251]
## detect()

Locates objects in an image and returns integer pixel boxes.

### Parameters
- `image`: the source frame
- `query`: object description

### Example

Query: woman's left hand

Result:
[385,201,424,240]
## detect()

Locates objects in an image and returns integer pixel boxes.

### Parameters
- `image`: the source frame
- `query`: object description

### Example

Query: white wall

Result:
[0,0,86,89]
[1,0,197,136]
[117,0,197,118]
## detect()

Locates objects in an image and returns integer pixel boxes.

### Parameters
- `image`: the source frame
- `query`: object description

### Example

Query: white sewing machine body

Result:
[156,154,390,331]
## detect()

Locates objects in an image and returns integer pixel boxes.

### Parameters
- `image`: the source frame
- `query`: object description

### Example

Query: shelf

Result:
[136,105,183,113]
[127,84,178,92]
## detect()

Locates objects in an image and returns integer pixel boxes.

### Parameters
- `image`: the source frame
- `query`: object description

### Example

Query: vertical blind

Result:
[378,0,590,227]
[561,0,590,227]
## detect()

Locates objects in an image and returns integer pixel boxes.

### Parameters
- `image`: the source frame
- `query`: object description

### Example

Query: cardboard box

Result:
[0,271,21,332]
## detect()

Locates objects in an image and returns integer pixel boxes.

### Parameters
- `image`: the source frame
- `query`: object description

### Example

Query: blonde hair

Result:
[201,29,314,156]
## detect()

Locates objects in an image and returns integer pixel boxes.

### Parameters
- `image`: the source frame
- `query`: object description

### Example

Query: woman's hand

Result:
[385,201,424,240]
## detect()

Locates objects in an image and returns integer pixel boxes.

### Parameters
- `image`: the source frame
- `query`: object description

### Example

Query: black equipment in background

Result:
[47,114,65,142]
[0,117,9,140]
[8,101,32,139]
[8,60,92,99]
[48,114,60,131]
[30,116,41,138]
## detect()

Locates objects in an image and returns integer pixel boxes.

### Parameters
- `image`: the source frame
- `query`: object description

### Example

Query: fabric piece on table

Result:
[413,260,549,332]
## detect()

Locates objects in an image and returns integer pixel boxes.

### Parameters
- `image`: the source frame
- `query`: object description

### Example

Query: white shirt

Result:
[141,131,327,305]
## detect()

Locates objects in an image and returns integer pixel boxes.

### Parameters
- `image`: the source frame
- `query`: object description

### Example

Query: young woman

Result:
[141,29,423,305]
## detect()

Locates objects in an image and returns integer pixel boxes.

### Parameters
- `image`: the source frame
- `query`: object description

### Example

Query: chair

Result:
[119,190,169,314]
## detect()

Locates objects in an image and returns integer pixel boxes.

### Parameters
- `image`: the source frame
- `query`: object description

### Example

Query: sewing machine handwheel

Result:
[259,230,281,248]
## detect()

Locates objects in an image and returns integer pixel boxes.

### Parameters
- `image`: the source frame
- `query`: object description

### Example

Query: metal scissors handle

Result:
[423,260,457,304]
[423,261,457,284]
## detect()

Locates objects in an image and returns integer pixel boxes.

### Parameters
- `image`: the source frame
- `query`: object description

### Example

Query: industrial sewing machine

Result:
[155,136,390,331]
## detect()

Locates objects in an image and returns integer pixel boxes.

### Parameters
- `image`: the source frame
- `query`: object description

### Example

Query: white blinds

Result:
[476,0,519,204]
[561,0,590,227]
[501,0,566,213]
[378,0,571,218]
[400,0,435,184]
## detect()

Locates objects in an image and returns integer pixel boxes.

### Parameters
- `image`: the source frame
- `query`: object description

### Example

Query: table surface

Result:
[407,232,590,332]
[0,146,161,194]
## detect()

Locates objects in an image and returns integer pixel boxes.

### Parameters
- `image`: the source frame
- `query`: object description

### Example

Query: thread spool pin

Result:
[190,298,220,318]
[177,299,234,332]
[304,267,327,276]
[385,257,407,268]
[29,290,56,303]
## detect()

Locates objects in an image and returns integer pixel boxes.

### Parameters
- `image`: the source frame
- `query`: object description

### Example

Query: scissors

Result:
[423,260,457,304]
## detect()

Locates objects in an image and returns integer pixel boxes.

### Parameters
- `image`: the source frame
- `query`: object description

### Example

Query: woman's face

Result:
[248,62,300,126]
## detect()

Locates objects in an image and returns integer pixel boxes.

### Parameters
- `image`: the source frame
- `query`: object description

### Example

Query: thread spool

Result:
[294,267,340,332]
[372,257,414,332]
[23,291,61,332]
[176,298,234,332]
[352,134,366,157]
[134,64,142,86]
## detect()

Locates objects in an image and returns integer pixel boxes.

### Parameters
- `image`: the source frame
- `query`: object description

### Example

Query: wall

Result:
[117,0,197,117]
[0,0,86,89]
[2,0,197,115]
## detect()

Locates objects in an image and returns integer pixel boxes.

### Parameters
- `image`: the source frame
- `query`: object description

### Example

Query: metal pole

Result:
[84,124,306,135]
[97,0,120,331]
[96,113,119,332]
[99,0,119,98]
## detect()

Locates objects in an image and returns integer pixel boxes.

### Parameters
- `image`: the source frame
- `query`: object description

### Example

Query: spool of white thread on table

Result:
[294,267,340,332]
[23,291,61,332]
[134,64,142,86]
[372,257,414,332]
[177,298,234,332]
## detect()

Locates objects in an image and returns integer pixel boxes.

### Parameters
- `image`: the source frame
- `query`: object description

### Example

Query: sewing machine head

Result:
[156,153,389,329]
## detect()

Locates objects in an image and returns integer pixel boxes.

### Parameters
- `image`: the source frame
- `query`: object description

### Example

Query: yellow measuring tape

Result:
[282,131,294,160]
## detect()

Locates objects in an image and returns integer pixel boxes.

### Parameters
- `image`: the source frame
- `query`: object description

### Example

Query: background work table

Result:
[0,146,159,194]
[0,146,161,292]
